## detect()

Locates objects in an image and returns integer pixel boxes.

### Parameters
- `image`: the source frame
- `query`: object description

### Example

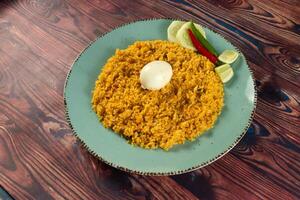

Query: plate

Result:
[64,18,256,175]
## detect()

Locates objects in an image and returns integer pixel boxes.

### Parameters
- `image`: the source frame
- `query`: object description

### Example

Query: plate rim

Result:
[63,17,257,176]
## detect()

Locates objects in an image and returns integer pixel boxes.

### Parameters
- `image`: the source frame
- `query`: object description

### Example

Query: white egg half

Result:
[140,61,173,90]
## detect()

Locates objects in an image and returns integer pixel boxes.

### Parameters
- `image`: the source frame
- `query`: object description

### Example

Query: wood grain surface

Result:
[0,0,299,199]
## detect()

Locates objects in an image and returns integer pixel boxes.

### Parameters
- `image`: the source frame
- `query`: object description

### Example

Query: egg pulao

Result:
[92,40,224,150]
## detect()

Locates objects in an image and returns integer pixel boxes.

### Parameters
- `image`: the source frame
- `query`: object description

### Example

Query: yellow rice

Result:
[92,40,224,150]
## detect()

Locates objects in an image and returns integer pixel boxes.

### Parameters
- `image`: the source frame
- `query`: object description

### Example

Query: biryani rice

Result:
[92,40,224,150]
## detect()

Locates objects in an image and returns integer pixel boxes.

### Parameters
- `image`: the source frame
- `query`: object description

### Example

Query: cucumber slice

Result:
[215,64,234,83]
[176,22,206,51]
[167,21,185,42]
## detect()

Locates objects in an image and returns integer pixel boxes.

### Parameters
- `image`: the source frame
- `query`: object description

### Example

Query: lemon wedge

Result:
[215,64,234,83]
[176,22,206,51]
[218,50,239,64]
[167,21,185,43]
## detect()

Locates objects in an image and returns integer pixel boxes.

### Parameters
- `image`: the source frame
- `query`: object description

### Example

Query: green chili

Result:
[190,22,218,56]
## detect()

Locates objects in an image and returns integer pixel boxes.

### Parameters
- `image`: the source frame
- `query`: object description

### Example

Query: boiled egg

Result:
[140,61,173,90]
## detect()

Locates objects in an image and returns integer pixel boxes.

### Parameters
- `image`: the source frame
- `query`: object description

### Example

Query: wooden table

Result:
[0,0,299,199]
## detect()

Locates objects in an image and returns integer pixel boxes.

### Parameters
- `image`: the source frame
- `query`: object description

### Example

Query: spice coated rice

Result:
[91,40,224,150]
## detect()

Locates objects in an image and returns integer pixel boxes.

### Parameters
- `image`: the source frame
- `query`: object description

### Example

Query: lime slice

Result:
[215,64,234,83]
[167,21,185,42]
[215,63,231,73]
[218,50,239,64]
[176,22,206,51]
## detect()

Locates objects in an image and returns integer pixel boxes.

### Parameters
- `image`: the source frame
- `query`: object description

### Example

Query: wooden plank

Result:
[0,0,299,199]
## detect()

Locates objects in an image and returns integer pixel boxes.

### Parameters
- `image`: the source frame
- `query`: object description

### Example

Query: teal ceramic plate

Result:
[64,18,256,175]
